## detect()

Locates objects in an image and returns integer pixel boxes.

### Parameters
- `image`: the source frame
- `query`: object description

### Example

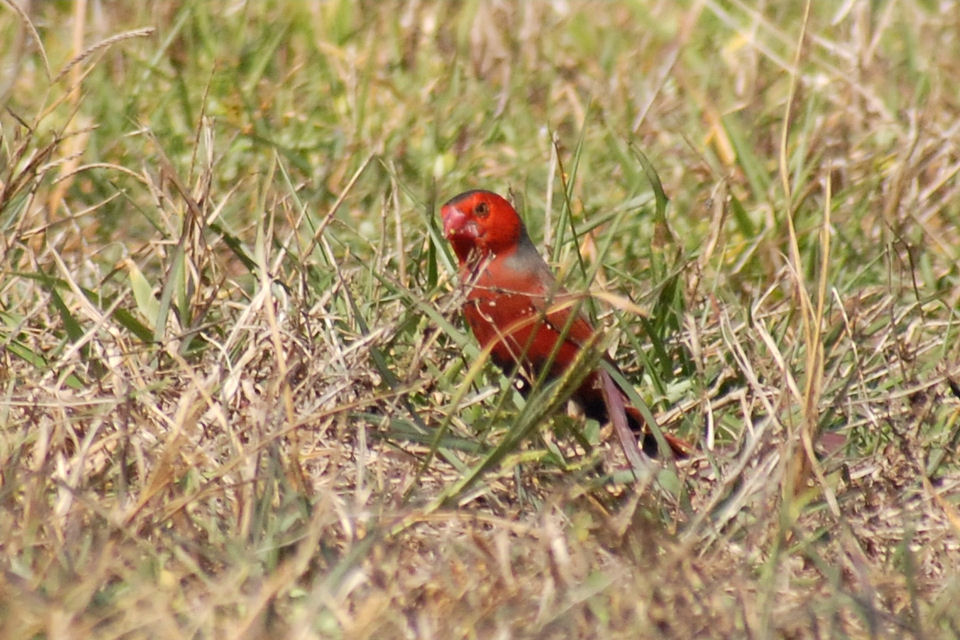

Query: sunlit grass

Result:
[1,1,959,637]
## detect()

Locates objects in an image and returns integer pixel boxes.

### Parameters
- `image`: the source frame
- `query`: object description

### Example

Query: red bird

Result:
[440,189,690,461]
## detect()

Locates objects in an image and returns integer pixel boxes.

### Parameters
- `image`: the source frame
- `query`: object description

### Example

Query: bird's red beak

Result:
[441,204,471,239]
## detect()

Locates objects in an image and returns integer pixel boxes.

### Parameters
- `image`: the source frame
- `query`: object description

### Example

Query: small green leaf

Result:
[126,259,160,330]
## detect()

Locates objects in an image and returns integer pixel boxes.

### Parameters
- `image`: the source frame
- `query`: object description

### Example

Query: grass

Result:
[1,1,959,637]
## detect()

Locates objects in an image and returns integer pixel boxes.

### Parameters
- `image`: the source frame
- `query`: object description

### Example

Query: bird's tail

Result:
[579,369,693,460]
[625,405,693,458]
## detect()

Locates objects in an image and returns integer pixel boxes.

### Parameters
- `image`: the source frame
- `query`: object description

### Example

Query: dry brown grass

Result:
[1,1,959,638]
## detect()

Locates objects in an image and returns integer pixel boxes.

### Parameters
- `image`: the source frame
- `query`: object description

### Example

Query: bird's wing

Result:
[496,240,598,348]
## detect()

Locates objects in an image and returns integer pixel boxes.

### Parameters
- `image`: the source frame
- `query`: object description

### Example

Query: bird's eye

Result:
[475,202,490,218]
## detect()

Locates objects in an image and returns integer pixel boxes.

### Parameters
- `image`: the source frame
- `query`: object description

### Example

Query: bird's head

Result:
[440,190,526,264]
